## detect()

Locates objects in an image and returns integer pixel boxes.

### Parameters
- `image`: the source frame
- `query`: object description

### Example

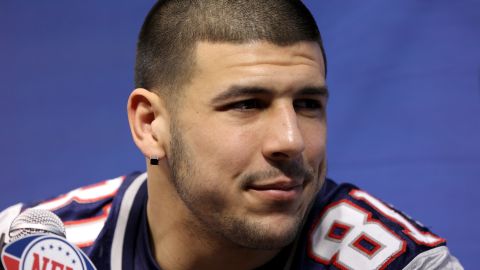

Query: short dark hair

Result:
[135,0,327,99]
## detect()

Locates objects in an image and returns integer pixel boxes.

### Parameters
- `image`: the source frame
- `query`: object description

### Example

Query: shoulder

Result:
[0,203,22,242]
[294,179,463,270]
[0,172,145,249]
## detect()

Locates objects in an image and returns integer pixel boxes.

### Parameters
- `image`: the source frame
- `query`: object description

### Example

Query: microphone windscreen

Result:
[8,208,66,242]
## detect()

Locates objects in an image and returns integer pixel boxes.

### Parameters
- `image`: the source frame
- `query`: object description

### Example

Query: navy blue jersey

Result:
[0,172,462,269]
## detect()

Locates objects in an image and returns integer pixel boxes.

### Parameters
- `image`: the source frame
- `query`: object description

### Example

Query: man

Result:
[0,0,463,269]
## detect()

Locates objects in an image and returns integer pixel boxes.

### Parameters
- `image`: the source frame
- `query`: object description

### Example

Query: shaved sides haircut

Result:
[135,0,327,100]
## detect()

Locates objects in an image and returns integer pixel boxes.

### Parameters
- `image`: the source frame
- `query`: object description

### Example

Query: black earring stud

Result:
[150,156,159,165]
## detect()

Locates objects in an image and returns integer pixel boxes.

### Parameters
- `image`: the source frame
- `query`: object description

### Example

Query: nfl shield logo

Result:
[1,234,96,270]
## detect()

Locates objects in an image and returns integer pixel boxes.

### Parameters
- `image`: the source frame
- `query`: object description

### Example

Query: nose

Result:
[262,104,305,161]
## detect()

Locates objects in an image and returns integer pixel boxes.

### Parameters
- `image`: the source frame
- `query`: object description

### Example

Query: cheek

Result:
[186,123,256,178]
[304,123,327,164]
[184,125,257,213]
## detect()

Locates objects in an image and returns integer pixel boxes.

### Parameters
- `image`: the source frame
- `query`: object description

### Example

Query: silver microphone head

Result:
[8,208,66,242]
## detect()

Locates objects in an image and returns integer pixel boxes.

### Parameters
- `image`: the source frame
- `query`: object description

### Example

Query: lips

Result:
[247,178,303,201]
[249,181,302,191]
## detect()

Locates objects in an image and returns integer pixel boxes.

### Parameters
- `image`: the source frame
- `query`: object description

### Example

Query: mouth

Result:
[247,179,304,202]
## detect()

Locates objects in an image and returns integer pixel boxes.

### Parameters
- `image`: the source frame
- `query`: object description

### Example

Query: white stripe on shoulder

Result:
[64,204,112,248]
[110,172,148,270]
[0,203,22,243]
[403,246,464,270]
[34,176,124,211]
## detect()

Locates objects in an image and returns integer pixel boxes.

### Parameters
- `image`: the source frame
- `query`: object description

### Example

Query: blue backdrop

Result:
[1,1,478,268]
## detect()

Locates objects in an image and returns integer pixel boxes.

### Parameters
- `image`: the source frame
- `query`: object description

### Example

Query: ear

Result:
[127,88,169,162]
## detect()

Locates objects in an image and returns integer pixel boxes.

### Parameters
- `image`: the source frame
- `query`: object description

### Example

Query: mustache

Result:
[240,160,315,187]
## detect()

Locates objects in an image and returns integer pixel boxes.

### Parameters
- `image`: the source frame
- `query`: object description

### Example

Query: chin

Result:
[222,214,303,250]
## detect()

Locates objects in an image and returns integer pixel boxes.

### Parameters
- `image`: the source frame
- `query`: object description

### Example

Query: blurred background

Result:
[1,0,478,268]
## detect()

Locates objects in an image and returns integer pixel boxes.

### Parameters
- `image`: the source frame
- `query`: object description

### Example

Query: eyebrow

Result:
[298,86,330,99]
[211,85,329,104]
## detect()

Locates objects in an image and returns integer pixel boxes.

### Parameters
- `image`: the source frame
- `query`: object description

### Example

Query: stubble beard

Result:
[168,123,320,250]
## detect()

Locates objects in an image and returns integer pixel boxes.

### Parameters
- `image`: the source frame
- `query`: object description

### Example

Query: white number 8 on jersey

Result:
[309,200,406,270]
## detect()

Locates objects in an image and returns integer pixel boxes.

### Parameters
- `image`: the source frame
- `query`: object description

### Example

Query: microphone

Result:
[8,208,66,242]
[1,208,96,270]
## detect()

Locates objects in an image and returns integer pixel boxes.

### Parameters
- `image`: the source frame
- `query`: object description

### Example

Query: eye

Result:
[294,99,323,109]
[229,99,267,111]
[293,99,325,116]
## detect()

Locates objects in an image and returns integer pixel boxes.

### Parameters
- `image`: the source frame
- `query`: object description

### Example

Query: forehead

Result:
[181,41,326,101]
[194,41,325,76]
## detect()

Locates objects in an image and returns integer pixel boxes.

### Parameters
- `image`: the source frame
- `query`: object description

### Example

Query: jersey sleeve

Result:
[0,175,125,250]
[403,246,464,270]
[0,203,23,243]
[297,179,464,270]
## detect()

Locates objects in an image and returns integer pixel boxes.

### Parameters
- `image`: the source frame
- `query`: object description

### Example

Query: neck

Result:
[146,166,281,270]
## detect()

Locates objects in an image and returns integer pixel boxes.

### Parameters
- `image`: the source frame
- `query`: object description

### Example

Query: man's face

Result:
[167,41,327,249]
